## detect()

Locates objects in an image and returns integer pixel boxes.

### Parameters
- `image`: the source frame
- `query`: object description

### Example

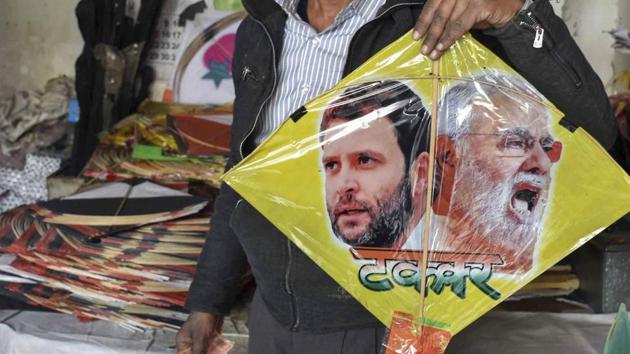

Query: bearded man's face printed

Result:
[323,116,415,247]
[446,94,561,252]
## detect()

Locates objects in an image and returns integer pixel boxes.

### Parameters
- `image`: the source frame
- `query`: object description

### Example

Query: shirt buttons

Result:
[311,37,321,48]
[301,84,311,93]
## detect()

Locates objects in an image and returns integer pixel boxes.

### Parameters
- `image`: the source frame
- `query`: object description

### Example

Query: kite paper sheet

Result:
[33,180,207,239]
[167,108,233,156]
[604,304,630,354]
[223,32,630,353]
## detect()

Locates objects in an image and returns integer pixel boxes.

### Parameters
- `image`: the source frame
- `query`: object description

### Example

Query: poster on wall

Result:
[145,0,187,82]
[146,0,244,105]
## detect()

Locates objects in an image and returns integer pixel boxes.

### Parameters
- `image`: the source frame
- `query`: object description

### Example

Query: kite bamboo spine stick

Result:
[417,59,441,332]
[107,184,134,234]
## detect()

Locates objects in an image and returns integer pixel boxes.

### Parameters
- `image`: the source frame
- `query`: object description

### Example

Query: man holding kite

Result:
[178,0,615,353]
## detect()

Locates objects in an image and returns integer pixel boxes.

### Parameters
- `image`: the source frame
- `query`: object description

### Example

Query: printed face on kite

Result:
[437,80,563,273]
[319,81,430,249]
[322,116,412,247]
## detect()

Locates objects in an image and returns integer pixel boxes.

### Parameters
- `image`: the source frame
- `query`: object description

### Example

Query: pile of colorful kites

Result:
[82,102,231,187]
[0,103,236,331]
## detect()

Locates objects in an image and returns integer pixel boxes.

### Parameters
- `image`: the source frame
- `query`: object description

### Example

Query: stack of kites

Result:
[0,180,211,330]
[0,101,236,331]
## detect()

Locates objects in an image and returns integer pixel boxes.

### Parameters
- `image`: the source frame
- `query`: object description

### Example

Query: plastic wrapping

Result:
[0,154,61,213]
[223,32,630,353]
[99,113,179,151]
[604,304,630,354]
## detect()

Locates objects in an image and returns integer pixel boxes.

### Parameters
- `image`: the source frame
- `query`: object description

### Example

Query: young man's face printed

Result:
[322,116,413,247]
[447,94,561,250]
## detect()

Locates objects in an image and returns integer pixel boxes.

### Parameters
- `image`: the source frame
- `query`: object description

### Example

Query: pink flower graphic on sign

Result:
[203,33,236,87]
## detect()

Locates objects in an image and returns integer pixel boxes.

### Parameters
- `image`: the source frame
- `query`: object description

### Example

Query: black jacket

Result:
[186,0,616,332]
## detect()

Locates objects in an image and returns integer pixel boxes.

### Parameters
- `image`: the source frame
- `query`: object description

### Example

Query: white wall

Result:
[0,0,627,94]
[0,0,82,95]
[613,0,630,91]
[551,0,629,90]
[560,0,628,89]
[551,0,565,16]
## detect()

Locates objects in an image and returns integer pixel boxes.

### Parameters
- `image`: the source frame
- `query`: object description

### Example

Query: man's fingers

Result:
[434,0,471,50]
[176,313,217,354]
[190,326,213,354]
[176,328,193,354]
[420,0,457,55]
[413,0,441,40]
[415,0,523,59]
[434,14,477,58]
[191,334,211,354]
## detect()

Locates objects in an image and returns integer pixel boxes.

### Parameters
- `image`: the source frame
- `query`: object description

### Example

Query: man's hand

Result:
[413,0,525,59]
[176,312,218,354]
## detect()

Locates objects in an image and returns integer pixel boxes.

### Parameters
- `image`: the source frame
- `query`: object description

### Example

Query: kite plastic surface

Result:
[223,32,630,353]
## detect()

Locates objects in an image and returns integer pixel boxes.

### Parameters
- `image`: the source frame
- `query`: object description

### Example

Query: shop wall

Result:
[0,0,82,95]
[0,0,626,95]
[561,0,628,89]
[613,0,630,89]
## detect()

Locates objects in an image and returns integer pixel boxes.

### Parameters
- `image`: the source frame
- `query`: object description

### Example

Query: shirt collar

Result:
[274,0,299,14]
[351,0,379,21]
[274,0,375,22]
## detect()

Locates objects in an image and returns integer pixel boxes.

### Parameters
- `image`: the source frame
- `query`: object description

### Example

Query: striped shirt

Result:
[253,0,385,145]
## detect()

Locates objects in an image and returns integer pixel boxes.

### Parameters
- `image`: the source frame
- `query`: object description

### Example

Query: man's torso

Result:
[227,0,425,332]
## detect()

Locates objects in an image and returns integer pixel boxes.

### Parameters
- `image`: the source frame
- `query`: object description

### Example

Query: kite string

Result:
[417,59,441,337]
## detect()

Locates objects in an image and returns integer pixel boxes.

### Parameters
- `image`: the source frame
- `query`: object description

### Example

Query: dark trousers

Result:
[248,292,386,354]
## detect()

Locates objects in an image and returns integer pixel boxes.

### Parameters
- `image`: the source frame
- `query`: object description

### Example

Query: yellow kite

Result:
[224,32,630,353]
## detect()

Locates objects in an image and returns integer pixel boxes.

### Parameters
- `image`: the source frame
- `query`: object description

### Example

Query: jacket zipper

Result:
[343,2,421,75]
[238,17,279,160]
[285,240,300,331]
[518,11,583,88]
[519,11,545,48]
[241,13,302,330]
